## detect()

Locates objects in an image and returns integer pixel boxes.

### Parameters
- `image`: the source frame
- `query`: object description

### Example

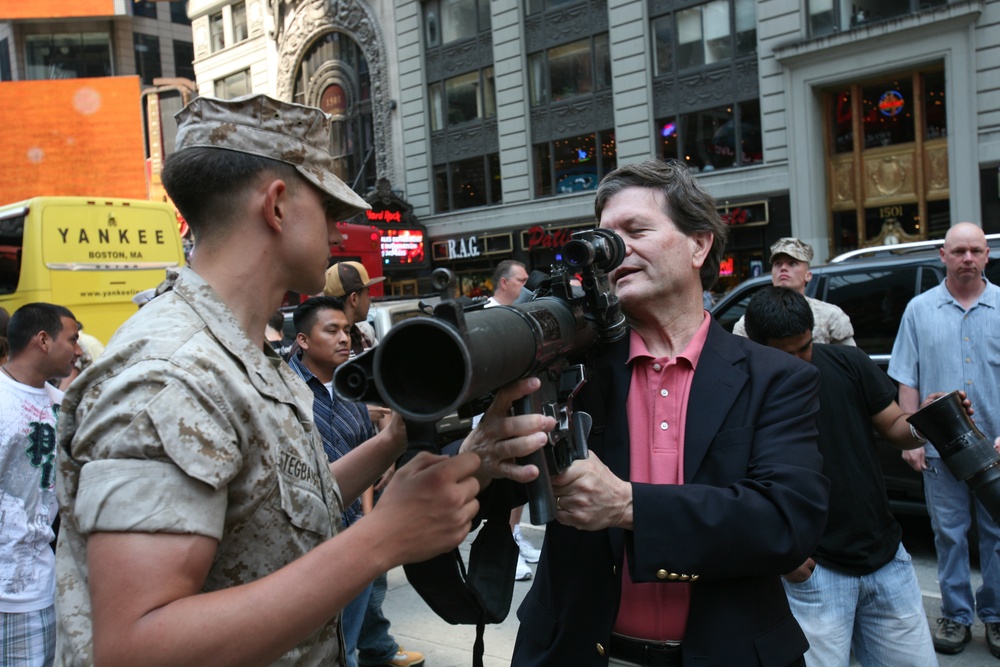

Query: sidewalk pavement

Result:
[377,523,542,667]
[378,522,999,667]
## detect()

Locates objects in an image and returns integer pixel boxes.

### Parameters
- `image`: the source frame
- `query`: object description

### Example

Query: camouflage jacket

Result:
[54,268,345,666]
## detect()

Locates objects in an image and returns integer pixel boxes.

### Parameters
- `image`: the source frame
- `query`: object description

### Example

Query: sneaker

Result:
[515,553,533,581]
[513,526,541,563]
[987,622,1000,659]
[933,617,971,654]
[361,647,425,667]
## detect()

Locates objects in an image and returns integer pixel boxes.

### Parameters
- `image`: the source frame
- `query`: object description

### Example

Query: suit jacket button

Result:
[668,572,680,580]
[657,569,669,580]
[596,643,606,656]
[691,574,700,581]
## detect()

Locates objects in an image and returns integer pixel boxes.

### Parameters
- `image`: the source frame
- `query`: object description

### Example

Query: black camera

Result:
[907,390,1000,524]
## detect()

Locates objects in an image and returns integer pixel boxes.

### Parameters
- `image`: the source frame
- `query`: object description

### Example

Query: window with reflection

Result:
[293,32,375,193]
[528,34,609,106]
[133,1,157,18]
[133,34,162,85]
[808,0,948,37]
[526,0,584,15]
[423,0,491,48]
[435,154,502,212]
[214,69,250,98]
[924,71,947,139]
[232,2,249,43]
[430,68,496,129]
[862,79,914,148]
[210,12,225,52]
[25,32,113,80]
[658,100,761,173]
[653,0,755,74]
[534,130,616,197]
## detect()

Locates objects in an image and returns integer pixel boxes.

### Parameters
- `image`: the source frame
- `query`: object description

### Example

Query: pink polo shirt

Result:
[612,312,711,641]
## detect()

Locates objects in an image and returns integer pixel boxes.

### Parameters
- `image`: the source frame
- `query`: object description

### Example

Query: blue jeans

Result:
[357,572,400,664]
[343,583,374,667]
[924,457,1000,625]
[782,543,935,667]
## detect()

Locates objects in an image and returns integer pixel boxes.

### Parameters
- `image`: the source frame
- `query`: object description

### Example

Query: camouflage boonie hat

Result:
[769,237,814,264]
[174,94,370,221]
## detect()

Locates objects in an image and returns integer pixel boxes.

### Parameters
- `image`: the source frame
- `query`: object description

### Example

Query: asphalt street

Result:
[375,516,1000,666]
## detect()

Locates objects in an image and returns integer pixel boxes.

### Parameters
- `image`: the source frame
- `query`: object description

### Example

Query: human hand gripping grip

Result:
[334,229,626,524]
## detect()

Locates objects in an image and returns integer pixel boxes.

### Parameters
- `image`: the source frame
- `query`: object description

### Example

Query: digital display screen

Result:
[381,228,426,266]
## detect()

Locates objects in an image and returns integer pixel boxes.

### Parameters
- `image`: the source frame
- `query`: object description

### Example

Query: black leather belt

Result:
[609,634,682,667]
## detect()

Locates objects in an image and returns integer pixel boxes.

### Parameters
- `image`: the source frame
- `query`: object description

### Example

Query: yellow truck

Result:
[0,196,186,344]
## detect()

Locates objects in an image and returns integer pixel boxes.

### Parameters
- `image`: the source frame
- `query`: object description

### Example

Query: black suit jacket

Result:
[510,319,828,667]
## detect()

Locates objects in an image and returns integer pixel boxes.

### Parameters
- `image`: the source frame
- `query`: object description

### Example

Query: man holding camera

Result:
[889,221,1000,657]
[506,160,829,666]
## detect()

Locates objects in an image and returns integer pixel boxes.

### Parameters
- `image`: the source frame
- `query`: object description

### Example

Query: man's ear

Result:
[36,330,51,352]
[262,179,290,234]
[295,331,309,351]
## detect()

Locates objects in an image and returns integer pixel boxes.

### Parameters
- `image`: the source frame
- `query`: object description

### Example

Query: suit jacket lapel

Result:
[684,320,748,481]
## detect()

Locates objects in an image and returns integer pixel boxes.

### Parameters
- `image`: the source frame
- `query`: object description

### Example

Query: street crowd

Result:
[3,92,999,667]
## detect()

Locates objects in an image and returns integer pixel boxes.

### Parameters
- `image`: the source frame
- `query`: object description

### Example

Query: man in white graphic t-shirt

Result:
[0,303,81,667]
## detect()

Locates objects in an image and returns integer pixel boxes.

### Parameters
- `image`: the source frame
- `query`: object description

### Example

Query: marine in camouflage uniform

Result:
[55,268,346,665]
[732,237,856,346]
[52,94,548,667]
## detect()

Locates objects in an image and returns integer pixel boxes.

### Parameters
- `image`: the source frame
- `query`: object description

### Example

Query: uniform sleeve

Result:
[828,308,856,346]
[732,315,748,338]
[68,367,242,541]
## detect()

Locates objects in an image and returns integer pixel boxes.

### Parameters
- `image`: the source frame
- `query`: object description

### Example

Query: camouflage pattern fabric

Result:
[54,267,345,666]
[732,295,855,346]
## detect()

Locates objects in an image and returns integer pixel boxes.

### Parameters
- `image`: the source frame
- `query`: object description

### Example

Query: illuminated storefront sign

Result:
[381,228,425,265]
[718,200,769,227]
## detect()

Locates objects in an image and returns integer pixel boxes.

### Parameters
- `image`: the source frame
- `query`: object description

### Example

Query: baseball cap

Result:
[769,238,814,264]
[324,261,386,297]
[173,94,370,222]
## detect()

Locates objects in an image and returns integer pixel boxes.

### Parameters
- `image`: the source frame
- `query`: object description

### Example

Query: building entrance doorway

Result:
[825,68,950,254]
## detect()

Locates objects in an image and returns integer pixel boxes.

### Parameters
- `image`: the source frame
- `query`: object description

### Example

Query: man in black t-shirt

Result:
[745,286,937,666]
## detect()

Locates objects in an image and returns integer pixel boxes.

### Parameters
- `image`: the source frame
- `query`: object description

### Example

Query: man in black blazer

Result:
[507,160,829,666]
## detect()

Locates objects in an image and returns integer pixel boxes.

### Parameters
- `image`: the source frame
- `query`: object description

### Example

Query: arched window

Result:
[293,31,375,194]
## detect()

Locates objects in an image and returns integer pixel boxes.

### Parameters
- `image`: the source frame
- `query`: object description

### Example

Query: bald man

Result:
[889,222,1000,657]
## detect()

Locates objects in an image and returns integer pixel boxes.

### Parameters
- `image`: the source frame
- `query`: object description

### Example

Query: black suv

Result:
[711,235,1000,514]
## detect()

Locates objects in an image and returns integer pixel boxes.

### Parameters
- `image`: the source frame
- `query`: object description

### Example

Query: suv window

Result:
[821,266,925,355]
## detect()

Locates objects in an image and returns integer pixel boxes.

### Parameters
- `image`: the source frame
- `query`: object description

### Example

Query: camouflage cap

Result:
[769,237,814,264]
[324,261,386,297]
[173,94,370,221]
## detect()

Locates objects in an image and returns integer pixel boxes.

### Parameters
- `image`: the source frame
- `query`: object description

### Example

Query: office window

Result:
[435,154,501,212]
[0,38,10,81]
[534,130,616,197]
[25,32,113,80]
[528,34,610,106]
[652,0,755,74]
[173,40,195,81]
[171,1,192,25]
[423,0,490,48]
[133,0,157,18]
[429,67,495,129]
[215,69,251,98]
[210,11,226,52]
[658,100,761,173]
[526,0,584,14]
[134,34,162,86]
[233,2,249,43]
